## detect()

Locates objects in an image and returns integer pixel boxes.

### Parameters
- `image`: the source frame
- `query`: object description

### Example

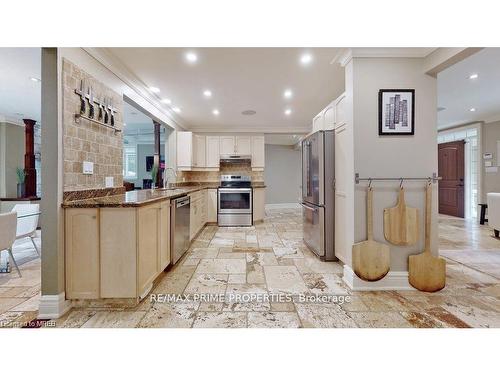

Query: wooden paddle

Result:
[408,182,446,292]
[352,187,390,281]
[383,187,419,246]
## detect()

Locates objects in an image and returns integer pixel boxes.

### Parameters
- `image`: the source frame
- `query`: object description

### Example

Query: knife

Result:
[110,97,115,126]
[88,86,95,119]
[104,97,109,124]
[79,79,86,115]
[97,95,104,121]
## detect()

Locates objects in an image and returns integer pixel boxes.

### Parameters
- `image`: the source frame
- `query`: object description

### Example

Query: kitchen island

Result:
[62,183,265,304]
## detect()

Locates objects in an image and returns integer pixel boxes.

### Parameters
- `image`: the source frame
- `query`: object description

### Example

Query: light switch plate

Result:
[105,176,114,188]
[83,161,94,175]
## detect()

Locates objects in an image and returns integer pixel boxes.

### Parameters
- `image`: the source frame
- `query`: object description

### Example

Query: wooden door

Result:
[220,136,235,154]
[235,136,252,155]
[206,136,220,167]
[438,140,465,217]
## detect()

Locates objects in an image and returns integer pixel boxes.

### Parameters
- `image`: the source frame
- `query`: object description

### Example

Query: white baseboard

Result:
[342,265,415,291]
[265,203,301,209]
[38,292,72,319]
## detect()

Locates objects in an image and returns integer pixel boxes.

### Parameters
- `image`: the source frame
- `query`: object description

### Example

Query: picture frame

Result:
[378,89,415,135]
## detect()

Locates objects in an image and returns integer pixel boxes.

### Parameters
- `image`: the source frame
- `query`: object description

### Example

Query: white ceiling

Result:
[0,48,41,124]
[105,48,345,133]
[438,48,500,129]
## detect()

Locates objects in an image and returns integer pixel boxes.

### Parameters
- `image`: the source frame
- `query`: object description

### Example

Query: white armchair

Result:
[0,212,21,277]
[487,193,500,238]
[11,204,40,256]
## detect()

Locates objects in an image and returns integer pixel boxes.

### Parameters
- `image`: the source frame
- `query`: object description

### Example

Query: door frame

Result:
[437,123,482,219]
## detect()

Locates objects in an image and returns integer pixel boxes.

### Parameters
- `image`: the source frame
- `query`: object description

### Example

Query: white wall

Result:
[264,144,301,204]
[350,57,438,272]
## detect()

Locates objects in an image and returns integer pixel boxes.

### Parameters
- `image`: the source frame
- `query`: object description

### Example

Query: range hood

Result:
[219,154,252,163]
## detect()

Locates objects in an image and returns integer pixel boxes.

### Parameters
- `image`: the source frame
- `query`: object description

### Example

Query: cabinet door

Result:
[65,208,100,299]
[335,93,346,127]
[312,113,323,132]
[334,125,348,263]
[193,135,206,167]
[236,136,252,155]
[206,136,220,167]
[137,204,160,296]
[207,189,218,222]
[253,188,266,222]
[176,131,193,168]
[189,198,197,241]
[200,190,207,225]
[323,102,335,130]
[220,136,235,155]
[159,200,171,272]
[251,136,265,168]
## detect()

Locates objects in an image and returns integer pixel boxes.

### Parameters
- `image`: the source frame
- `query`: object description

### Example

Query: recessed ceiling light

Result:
[469,108,476,112]
[30,77,41,82]
[173,107,181,113]
[212,109,220,116]
[161,98,172,105]
[469,73,479,79]
[185,52,198,63]
[300,53,313,65]
[283,89,293,99]
[149,87,160,93]
[284,109,292,116]
[242,110,256,116]
[203,90,212,98]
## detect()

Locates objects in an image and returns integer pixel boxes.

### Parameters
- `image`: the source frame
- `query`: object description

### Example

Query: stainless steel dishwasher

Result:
[171,195,190,264]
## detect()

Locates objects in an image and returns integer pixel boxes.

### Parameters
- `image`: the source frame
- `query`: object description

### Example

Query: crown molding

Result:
[0,114,24,126]
[333,47,437,67]
[82,47,188,131]
[187,126,311,134]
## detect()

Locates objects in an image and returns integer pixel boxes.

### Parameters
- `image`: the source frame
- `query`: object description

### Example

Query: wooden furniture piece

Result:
[408,183,446,292]
[352,188,390,281]
[383,188,419,246]
[438,140,465,218]
[65,200,171,300]
[23,118,37,198]
[478,203,488,225]
[253,187,266,223]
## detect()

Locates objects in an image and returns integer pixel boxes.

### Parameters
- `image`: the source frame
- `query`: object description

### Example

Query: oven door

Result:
[218,188,253,214]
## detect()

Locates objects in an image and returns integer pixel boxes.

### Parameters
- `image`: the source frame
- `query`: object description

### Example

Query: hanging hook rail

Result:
[355,173,441,185]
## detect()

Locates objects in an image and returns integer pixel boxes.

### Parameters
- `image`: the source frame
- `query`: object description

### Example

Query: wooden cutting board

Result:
[352,188,390,281]
[408,182,446,292]
[383,187,419,246]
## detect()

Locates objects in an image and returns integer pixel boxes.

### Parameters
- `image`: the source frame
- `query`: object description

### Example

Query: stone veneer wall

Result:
[177,162,264,183]
[62,59,123,191]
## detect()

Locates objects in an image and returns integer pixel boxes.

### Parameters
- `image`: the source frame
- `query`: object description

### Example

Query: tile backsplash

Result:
[62,59,123,191]
[177,161,264,183]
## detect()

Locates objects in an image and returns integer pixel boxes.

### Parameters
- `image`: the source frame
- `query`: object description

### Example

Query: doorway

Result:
[438,140,465,217]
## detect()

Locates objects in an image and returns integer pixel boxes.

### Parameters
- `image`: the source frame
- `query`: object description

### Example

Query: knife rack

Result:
[74,113,122,134]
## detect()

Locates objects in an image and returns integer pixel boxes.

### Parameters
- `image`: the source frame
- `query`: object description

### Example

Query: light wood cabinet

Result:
[220,136,235,154]
[206,136,220,168]
[65,208,100,299]
[177,131,193,169]
[193,135,206,167]
[137,204,160,297]
[251,136,265,168]
[189,190,208,240]
[207,189,218,222]
[236,136,252,155]
[66,200,171,301]
[253,188,266,222]
[159,200,171,272]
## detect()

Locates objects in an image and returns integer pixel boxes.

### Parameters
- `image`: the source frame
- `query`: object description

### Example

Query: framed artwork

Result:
[378,89,415,135]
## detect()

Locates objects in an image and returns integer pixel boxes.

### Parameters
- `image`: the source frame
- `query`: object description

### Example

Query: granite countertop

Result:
[62,183,266,208]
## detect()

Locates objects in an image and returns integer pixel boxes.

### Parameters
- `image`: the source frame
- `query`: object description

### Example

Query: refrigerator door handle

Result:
[300,202,317,211]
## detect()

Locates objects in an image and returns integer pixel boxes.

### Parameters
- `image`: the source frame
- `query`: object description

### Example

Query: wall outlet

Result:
[105,176,114,188]
[83,161,94,175]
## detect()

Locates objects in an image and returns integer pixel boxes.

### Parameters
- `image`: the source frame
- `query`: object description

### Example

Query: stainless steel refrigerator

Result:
[301,130,336,261]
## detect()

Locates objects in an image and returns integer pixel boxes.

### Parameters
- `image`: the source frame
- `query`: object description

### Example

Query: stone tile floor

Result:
[1,210,499,328]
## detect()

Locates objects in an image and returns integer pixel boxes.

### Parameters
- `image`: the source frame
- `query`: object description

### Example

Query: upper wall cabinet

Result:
[310,92,347,133]
[251,136,265,168]
[177,132,266,170]
[206,136,220,168]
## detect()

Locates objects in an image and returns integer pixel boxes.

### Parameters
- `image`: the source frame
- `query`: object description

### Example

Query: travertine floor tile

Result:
[138,301,199,328]
[82,311,147,328]
[196,259,246,274]
[192,312,247,328]
[264,266,308,294]
[295,303,358,328]
[248,312,301,328]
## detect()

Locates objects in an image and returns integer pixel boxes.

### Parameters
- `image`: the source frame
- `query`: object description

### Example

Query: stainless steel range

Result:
[218,175,253,226]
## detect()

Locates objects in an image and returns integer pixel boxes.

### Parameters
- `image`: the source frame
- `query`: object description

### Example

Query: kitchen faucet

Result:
[163,167,177,188]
